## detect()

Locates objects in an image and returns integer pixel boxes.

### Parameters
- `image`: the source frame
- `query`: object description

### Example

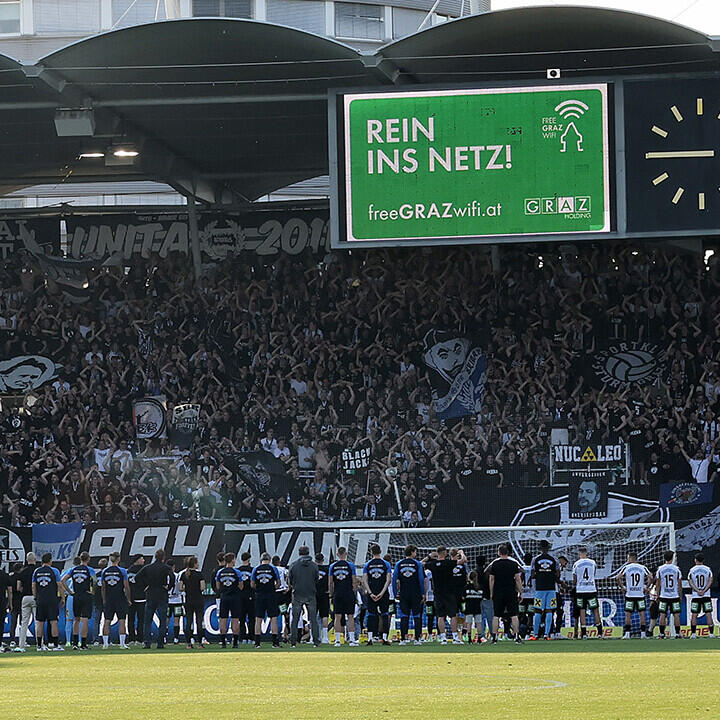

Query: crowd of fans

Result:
[0,241,718,528]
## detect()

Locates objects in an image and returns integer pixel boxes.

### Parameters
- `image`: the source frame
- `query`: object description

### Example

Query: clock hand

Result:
[645,150,715,159]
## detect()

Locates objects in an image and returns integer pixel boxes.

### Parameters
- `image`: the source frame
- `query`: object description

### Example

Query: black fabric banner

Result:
[222,451,293,499]
[0,218,60,260]
[223,520,399,567]
[79,521,225,576]
[65,208,329,262]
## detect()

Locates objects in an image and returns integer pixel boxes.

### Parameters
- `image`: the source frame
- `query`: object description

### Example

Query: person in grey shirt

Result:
[288,546,320,647]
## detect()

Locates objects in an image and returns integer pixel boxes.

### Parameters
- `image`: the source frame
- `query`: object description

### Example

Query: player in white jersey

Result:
[572,546,603,639]
[688,553,715,638]
[655,550,682,639]
[272,556,291,643]
[424,567,435,641]
[518,553,534,639]
[617,551,652,639]
[166,560,185,645]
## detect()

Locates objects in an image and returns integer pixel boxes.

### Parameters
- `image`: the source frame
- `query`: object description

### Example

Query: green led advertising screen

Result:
[334,84,611,245]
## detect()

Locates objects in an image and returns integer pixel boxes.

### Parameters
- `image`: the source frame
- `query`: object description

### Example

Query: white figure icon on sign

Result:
[560,122,583,153]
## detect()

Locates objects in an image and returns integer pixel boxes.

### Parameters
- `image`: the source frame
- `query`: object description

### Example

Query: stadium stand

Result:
[0,241,718,528]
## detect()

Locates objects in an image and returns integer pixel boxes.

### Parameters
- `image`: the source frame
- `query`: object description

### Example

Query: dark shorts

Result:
[317,594,330,618]
[518,598,534,615]
[624,597,647,613]
[398,595,423,617]
[575,592,599,610]
[658,597,682,615]
[255,593,280,619]
[493,591,519,618]
[168,603,184,618]
[277,590,291,614]
[333,594,355,616]
[219,595,242,619]
[74,593,93,619]
[367,594,390,615]
[104,597,128,621]
[36,598,59,623]
[434,593,458,618]
[691,597,713,615]
[465,598,483,616]
[425,600,434,617]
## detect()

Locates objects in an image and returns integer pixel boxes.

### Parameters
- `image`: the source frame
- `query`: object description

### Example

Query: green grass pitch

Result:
[4,641,719,720]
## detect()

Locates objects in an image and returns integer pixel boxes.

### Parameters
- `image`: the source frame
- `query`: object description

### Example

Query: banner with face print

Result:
[0,355,60,394]
[422,330,486,421]
[568,469,609,520]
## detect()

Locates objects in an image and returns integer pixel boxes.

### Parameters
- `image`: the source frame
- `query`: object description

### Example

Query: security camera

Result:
[546,68,561,79]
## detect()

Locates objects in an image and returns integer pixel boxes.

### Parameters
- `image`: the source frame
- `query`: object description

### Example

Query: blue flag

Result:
[32,522,83,568]
[660,482,714,508]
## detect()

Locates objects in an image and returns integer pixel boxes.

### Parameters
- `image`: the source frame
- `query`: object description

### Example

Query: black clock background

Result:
[625,77,720,233]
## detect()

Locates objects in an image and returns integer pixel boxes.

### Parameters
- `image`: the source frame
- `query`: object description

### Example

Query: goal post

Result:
[340,523,675,632]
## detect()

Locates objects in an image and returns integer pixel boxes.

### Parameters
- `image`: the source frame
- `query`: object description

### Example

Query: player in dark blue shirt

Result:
[61,551,95,649]
[362,544,392,646]
[250,552,281,648]
[214,552,245,649]
[100,552,131,649]
[328,546,358,647]
[32,552,65,651]
[392,545,425,645]
[236,551,255,645]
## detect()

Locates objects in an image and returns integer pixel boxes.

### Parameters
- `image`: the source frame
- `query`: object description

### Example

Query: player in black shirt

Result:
[487,544,523,645]
[179,555,206,649]
[362,544,392,646]
[236,551,254,645]
[450,549,469,640]
[315,553,330,644]
[9,563,21,647]
[530,540,560,640]
[126,555,146,646]
[0,563,12,650]
[424,546,462,644]
[211,551,228,645]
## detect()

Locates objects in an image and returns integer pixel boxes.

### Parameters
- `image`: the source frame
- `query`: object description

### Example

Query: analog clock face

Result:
[644,97,715,211]
[624,79,720,233]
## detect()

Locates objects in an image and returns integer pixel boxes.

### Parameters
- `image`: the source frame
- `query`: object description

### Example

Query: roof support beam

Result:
[22,62,234,205]
[360,54,411,84]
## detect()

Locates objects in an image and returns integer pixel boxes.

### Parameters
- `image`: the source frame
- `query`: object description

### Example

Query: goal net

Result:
[340,523,675,635]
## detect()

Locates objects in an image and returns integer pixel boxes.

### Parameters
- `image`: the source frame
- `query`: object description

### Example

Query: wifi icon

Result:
[554,100,589,119]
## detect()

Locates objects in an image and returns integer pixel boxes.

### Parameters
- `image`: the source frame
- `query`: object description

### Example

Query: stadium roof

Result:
[0,7,718,203]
